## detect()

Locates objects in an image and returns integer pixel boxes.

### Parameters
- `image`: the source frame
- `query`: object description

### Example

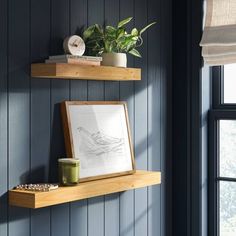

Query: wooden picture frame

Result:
[61,101,135,182]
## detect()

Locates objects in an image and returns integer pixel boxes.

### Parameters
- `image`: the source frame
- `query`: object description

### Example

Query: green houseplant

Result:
[83,17,156,67]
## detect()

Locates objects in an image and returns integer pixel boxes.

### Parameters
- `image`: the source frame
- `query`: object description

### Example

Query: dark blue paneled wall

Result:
[0,0,172,236]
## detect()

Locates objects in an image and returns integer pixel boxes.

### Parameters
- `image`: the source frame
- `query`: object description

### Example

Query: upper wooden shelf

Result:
[31,63,141,81]
[9,170,161,209]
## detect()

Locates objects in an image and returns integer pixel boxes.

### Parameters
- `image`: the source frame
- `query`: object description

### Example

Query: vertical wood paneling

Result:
[104,1,120,236]
[31,209,50,236]
[0,1,172,236]
[51,205,70,236]
[8,0,30,235]
[70,200,88,236]
[70,0,88,103]
[88,198,104,236]
[119,1,135,236]
[30,0,51,186]
[30,0,51,235]
[50,0,70,236]
[87,1,105,236]
[134,0,148,235]
[104,0,120,101]
[87,0,104,101]
[0,0,8,235]
[70,1,88,235]
[147,0,161,235]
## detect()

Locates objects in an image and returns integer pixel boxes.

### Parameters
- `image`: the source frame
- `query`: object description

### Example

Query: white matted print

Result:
[61,101,135,182]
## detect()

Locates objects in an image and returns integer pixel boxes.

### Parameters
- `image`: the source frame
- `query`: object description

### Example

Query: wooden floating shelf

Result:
[9,170,161,209]
[31,63,141,81]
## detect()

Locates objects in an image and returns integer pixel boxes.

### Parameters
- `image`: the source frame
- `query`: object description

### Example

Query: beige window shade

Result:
[200,0,236,65]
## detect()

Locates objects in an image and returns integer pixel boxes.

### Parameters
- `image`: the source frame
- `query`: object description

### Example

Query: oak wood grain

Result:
[31,63,141,81]
[9,170,161,209]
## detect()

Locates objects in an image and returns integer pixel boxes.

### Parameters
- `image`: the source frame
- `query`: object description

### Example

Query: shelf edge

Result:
[9,170,160,209]
[31,63,141,81]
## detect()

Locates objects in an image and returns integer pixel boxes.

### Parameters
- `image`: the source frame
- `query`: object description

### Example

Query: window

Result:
[223,65,236,104]
[209,65,236,236]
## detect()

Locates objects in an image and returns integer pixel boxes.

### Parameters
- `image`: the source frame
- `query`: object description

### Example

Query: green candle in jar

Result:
[58,158,80,186]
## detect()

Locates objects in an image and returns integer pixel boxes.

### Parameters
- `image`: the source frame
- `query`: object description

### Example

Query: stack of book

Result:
[45,55,102,66]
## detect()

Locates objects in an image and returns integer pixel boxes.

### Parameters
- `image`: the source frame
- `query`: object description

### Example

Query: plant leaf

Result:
[105,26,116,34]
[83,25,96,40]
[131,36,139,41]
[126,41,137,52]
[129,48,142,57]
[95,24,103,34]
[140,22,156,35]
[83,18,154,56]
[117,28,126,39]
[118,17,133,28]
[131,28,139,36]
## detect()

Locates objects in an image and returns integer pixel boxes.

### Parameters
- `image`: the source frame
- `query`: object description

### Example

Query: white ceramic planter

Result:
[102,53,127,67]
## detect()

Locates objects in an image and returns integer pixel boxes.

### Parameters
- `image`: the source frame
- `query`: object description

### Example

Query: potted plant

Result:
[83,17,156,67]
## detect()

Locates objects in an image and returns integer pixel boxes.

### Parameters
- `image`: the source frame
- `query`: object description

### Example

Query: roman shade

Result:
[200,0,236,65]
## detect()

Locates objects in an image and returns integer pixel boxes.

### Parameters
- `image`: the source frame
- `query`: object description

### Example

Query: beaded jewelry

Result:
[15,183,58,192]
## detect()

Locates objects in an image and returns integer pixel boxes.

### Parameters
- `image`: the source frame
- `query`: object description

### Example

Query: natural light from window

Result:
[224,64,236,104]
[220,120,236,236]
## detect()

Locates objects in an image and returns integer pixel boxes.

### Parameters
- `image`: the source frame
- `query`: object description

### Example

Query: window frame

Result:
[212,66,236,109]
[209,66,236,236]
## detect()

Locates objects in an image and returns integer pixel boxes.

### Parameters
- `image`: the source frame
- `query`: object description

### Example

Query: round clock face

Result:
[63,35,86,56]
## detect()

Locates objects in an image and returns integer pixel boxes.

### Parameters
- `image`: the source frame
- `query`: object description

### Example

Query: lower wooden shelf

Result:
[9,170,161,209]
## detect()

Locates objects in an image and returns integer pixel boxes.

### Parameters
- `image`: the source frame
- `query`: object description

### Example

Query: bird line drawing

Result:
[77,127,124,156]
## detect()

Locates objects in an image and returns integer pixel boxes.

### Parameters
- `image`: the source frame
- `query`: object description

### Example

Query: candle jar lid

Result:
[58,158,80,166]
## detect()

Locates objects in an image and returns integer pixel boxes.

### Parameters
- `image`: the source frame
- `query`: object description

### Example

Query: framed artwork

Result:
[61,101,135,182]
